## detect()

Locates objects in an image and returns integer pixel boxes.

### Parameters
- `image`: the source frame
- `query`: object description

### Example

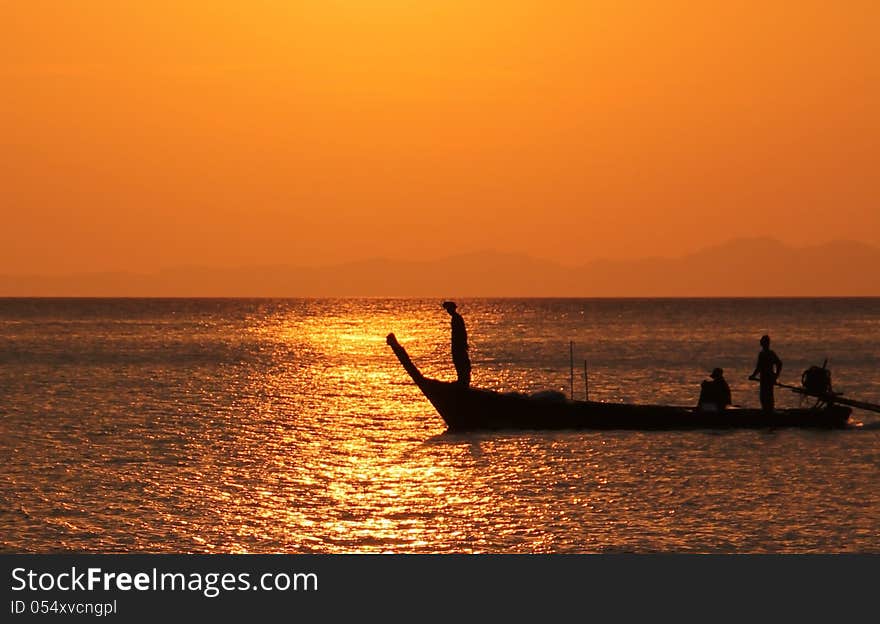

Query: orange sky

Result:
[2,1,878,276]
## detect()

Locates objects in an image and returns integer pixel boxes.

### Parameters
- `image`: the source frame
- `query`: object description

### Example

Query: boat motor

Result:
[801,363,833,396]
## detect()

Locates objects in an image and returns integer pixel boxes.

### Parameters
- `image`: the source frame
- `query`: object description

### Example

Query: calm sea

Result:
[1,298,879,553]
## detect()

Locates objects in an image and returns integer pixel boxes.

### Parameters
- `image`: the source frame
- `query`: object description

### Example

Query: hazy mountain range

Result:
[2,238,878,297]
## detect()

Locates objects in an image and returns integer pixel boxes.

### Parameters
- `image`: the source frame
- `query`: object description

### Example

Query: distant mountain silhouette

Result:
[578,238,880,297]
[2,238,878,296]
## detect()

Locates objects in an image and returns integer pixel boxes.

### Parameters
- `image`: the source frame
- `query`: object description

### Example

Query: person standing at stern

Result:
[749,334,783,413]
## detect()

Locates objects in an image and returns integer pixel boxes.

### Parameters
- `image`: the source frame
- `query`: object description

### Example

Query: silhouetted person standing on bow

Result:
[749,334,782,413]
[442,301,471,386]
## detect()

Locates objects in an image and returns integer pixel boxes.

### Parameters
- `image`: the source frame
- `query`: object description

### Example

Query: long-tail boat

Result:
[386,333,854,431]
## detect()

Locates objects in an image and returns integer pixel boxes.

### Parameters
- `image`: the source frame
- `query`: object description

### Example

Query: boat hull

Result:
[417,377,851,431]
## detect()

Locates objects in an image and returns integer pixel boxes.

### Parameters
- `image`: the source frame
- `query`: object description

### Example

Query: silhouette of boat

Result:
[386,334,851,431]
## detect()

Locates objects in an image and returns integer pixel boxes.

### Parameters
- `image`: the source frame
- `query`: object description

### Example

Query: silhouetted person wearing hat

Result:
[698,367,732,411]
[749,334,782,413]
[442,301,471,386]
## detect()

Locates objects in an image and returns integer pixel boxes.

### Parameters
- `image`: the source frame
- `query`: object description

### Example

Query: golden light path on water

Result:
[245,304,501,552]
[1,299,879,553]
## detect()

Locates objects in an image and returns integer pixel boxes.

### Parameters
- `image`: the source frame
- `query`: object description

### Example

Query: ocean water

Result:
[1,298,879,553]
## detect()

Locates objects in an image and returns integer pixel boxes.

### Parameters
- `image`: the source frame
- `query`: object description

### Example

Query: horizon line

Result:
[3,295,880,300]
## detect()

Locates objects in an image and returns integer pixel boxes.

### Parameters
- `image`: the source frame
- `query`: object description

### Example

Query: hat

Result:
[442,301,457,311]
[710,367,724,379]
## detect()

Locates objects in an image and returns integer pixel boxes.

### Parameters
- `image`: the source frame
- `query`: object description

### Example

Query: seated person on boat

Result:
[698,368,732,411]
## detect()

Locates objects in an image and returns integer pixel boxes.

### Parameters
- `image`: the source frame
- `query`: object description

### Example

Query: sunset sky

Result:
[2,2,878,277]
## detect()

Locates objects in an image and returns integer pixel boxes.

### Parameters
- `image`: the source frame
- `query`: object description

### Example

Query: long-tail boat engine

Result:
[801,364,833,396]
